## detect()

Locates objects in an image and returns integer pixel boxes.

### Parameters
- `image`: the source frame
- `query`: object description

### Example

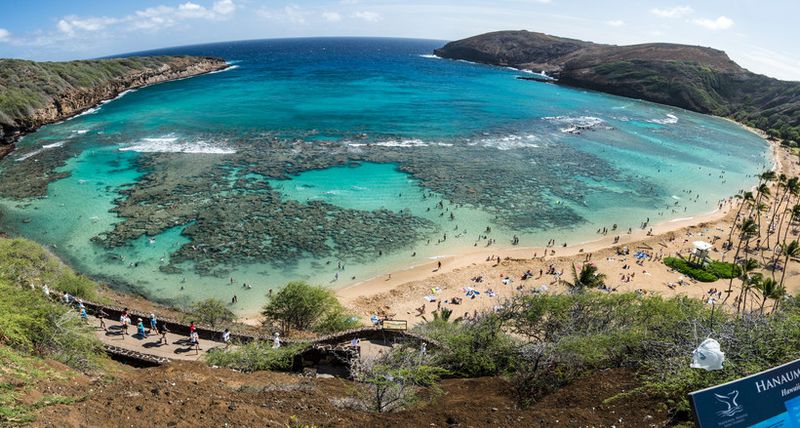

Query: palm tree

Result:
[754,277,784,314]
[783,204,800,244]
[740,273,763,314]
[752,183,771,234]
[726,191,755,248]
[724,218,759,303]
[725,218,758,294]
[769,177,799,250]
[560,263,606,293]
[778,240,800,291]
[759,170,776,185]
[734,259,760,313]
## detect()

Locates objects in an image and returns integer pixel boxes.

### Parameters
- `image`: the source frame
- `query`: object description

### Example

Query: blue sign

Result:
[691,358,800,427]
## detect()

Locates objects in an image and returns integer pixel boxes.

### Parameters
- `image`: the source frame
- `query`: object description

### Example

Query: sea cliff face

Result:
[435,31,800,142]
[0,56,228,147]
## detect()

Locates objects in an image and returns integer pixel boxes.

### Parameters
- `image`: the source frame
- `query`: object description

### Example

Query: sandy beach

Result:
[335,134,800,326]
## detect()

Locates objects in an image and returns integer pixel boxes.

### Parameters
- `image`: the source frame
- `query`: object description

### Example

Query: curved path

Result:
[79,301,436,366]
[86,315,218,363]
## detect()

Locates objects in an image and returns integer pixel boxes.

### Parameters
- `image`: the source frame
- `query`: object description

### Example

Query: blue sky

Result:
[0,0,798,81]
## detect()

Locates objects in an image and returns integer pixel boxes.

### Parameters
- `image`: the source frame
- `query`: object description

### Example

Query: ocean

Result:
[0,37,771,314]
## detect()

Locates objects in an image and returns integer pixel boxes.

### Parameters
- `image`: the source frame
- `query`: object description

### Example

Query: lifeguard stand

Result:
[689,241,712,266]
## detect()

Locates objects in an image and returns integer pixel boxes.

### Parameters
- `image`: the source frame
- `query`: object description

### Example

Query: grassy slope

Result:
[0,237,105,426]
[0,56,219,130]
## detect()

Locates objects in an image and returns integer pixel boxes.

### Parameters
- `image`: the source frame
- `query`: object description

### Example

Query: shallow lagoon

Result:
[0,38,771,314]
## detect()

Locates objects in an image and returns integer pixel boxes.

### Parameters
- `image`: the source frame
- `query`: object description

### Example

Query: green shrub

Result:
[0,280,103,371]
[262,281,358,335]
[663,257,718,282]
[0,238,99,301]
[204,340,305,372]
[190,298,235,327]
[706,260,741,279]
[351,346,449,413]
[415,314,518,377]
[487,291,800,420]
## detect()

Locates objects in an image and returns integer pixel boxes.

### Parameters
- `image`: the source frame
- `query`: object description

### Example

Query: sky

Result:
[0,0,798,81]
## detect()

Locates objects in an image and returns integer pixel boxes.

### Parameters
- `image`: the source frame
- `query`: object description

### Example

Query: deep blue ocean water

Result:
[0,38,771,313]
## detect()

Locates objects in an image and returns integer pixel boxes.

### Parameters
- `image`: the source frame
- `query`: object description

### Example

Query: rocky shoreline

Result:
[0,56,229,155]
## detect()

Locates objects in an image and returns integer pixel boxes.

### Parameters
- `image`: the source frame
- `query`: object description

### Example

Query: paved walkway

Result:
[87,315,225,362]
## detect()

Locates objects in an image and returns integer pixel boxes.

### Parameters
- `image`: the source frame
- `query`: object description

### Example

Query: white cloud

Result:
[694,16,734,30]
[57,16,119,36]
[284,5,307,24]
[57,20,73,35]
[213,0,236,15]
[353,11,381,22]
[650,6,693,18]
[322,11,342,22]
[258,5,309,24]
[0,28,10,42]
[605,20,624,27]
[54,1,237,36]
[177,2,215,19]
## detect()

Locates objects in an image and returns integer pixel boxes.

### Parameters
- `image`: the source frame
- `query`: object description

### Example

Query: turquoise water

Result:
[0,38,771,314]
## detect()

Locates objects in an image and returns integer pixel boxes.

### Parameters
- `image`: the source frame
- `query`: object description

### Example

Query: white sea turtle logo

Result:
[715,390,743,417]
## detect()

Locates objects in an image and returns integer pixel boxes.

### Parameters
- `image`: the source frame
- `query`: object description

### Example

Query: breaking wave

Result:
[346,139,454,148]
[475,134,540,150]
[648,113,679,125]
[119,136,236,154]
[543,115,608,134]
[70,107,100,119]
[15,141,66,162]
[346,134,540,151]
[209,64,240,74]
[419,54,441,60]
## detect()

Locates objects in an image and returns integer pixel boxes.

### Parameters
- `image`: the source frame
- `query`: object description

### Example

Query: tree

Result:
[191,298,235,327]
[726,191,754,247]
[560,263,606,293]
[754,277,784,314]
[768,177,799,253]
[724,218,759,303]
[350,346,448,413]
[779,240,800,292]
[261,281,357,335]
[783,204,800,245]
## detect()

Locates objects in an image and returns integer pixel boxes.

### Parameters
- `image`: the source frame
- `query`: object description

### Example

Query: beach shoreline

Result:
[235,122,788,325]
[320,132,794,327]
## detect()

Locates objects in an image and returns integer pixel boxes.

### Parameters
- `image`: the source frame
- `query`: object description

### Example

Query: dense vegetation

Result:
[205,340,306,372]
[435,30,800,142]
[413,292,800,422]
[0,56,224,142]
[0,238,105,424]
[663,256,741,282]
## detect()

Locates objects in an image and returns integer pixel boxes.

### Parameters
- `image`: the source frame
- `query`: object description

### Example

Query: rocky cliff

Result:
[435,31,800,142]
[0,56,228,146]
